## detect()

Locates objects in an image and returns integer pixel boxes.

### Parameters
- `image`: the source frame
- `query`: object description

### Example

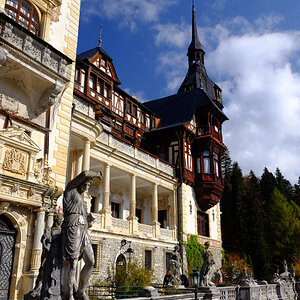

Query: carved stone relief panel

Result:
[2,148,28,178]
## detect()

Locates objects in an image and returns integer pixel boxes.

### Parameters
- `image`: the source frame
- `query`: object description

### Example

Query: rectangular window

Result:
[127,101,132,114]
[166,252,172,271]
[197,211,209,237]
[101,58,106,67]
[145,250,152,270]
[97,81,101,94]
[214,152,220,177]
[158,210,167,228]
[81,70,86,87]
[133,105,137,117]
[104,85,109,98]
[136,208,142,223]
[89,75,96,90]
[168,142,179,166]
[184,141,193,171]
[141,112,145,124]
[111,202,120,218]
[203,150,211,174]
[196,157,201,174]
[75,68,80,82]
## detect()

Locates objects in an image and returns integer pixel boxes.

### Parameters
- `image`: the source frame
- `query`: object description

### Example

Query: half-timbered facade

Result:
[69,45,178,282]
[142,1,228,270]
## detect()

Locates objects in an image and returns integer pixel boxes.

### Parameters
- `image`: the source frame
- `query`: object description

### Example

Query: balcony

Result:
[91,214,176,241]
[194,173,224,211]
[0,13,72,116]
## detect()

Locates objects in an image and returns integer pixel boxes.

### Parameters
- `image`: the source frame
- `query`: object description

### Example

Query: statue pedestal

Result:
[199,286,221,300]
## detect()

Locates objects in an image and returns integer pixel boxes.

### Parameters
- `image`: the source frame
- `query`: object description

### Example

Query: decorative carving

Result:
[0,202,10,212]
[27,187,35,198]
[34,158,43,183]
[0,94,19,114]
[200,242,215,287]
[74,97,89,114]
[35,83,63,115]
[12,183,20,193]
[51,5,62,23]
[0,46,7,66]
[2,148,26,175]
[58,59,67,76]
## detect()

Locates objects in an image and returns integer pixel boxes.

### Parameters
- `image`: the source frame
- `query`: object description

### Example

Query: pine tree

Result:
[221,162,244,253]
[241,171,269,279]
[293,177,300,207]
[267,188,300,266]
[275,168,293,200]
[260,168,276,212]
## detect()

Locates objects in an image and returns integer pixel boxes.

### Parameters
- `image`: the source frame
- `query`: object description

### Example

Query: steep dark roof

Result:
[188,0,204,55]
[144,88,228,130]
[77,46,112,61]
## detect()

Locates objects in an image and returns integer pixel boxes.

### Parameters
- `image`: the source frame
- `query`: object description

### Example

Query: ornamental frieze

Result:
[2,148,27,175]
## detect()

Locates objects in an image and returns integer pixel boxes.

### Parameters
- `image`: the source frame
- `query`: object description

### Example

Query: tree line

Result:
[221,151,300,280]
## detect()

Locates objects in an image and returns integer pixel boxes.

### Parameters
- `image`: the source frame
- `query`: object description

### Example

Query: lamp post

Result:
[191,268,200,300]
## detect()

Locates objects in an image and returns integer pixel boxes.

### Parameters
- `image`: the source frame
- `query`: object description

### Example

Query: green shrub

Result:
[184,234,205,275]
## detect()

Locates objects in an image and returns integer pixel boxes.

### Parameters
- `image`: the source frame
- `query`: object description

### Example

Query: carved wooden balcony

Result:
[194,173,224,210]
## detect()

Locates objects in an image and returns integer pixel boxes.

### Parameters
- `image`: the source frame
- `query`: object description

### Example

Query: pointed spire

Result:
[188,0,204,55]
[98,25,103,47]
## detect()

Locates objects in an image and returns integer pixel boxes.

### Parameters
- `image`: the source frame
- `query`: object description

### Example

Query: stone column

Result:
[30,209,46,271]
[45,211,54,229]
[152,183,160,237]
[100,164,111,228]
[129,174,136,218]
[127,174,138,233]
[82,139,91,171]
[75,150,83,176]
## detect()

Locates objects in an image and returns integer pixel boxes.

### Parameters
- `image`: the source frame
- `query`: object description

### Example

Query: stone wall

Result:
[90,234,177,285]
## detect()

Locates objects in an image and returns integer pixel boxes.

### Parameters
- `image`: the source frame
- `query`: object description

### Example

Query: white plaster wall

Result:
[48,0,70,53]
[185,184,197,234]
[208,205,219,240]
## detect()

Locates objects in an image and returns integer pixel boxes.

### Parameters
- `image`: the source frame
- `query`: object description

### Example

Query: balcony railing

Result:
[0,13,71,77]
[91,213,176,241]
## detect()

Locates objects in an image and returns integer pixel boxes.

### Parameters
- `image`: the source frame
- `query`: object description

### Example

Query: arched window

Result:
[5,0,40,35]
[214,152,220,177]
[203,150,211,174]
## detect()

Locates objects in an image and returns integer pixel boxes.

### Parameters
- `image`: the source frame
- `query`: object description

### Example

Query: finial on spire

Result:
[98,25,103,47]
[192,0,195,12]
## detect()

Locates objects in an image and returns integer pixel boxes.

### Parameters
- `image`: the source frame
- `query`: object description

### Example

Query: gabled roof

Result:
[77,46,112,61]
[144,88,228,130]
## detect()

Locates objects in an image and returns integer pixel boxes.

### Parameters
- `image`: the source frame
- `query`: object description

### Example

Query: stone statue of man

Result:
[61,170,102,300]
[200,241,215,287]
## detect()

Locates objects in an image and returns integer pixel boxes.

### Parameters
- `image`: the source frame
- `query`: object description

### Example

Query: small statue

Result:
[239,267,257,286]
[200,242,215,287]
[271,269,284,284]
[169,245,183,286]
[25,214,63,300]
[61,170,102,300]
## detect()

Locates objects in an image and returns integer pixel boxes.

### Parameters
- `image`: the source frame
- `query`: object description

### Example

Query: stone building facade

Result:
[0,0,227,298]
[0,0,81,299]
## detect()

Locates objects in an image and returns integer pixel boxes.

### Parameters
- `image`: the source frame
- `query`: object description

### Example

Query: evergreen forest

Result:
[221,151,300,281]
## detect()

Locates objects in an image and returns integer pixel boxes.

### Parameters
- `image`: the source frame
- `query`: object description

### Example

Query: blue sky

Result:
[78,0,300,183]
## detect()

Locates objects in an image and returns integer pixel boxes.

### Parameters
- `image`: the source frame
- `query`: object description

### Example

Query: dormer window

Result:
[5,0,40,35]
[101,59,106,67]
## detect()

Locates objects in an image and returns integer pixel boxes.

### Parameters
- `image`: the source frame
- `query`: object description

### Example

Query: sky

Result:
[78,0,300,184]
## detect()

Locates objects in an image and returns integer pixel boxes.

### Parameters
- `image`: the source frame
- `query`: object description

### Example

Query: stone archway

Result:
[0,214,17,300]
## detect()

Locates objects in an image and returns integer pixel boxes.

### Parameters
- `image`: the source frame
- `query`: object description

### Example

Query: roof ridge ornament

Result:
[98,24,103,48]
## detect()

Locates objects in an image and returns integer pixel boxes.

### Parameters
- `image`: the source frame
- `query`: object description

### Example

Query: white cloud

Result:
[154,15,300,182]
[81,0,178,30]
